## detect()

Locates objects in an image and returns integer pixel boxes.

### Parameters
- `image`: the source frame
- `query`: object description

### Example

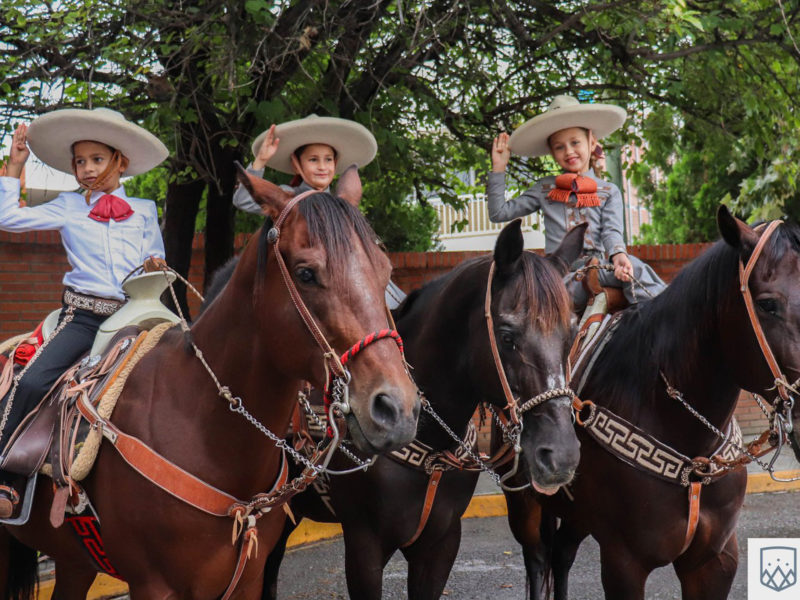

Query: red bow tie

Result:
[88,194,134,222]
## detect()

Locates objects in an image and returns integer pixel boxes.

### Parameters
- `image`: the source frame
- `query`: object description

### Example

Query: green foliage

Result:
[3,0,800,255]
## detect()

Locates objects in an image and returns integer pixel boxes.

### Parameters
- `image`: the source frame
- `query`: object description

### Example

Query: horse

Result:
[2,164,420,599]
[261,219,586,600]
[501,206,800,599]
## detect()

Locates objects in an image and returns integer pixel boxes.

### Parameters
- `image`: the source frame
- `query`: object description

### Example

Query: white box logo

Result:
[749,539,799,599]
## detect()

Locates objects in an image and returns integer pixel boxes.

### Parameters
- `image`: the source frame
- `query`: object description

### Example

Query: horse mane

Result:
[199,192,384,315]
[396,251,571,334]
[587,220,800,418]
[256,192,384,282]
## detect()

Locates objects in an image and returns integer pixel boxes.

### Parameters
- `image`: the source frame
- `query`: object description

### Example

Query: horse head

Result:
[231,163,419,453]
[718,206,800,459]
[485,220,585,494]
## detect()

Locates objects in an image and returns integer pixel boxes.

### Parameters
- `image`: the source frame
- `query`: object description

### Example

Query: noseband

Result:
[267,189,405,420]
[484,260,574,427]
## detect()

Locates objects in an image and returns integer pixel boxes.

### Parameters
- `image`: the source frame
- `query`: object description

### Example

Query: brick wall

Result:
[0,234,768,439]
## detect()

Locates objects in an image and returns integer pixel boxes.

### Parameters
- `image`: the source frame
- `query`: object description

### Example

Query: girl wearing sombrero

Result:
[0,108,168,517]
[487,95,665,308]
[234,114,406,308]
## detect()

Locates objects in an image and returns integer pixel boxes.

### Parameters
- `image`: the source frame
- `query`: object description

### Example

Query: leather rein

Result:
[568,220,798,554]
[78,188,405,598]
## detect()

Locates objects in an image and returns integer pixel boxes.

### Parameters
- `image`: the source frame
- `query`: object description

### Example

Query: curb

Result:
[36,470,800,600]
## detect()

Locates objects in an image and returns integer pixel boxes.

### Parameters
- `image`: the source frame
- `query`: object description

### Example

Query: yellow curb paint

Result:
[35,470,800,598]
[287,520,344,548]
[38,573,128,600]
[746,470,800,494]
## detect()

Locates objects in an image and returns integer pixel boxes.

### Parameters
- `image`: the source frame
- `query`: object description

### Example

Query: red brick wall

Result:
[0,234,768,438]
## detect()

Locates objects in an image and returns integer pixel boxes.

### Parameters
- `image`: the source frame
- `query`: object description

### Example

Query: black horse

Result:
[262,220,586,599]
[501,207,800,599]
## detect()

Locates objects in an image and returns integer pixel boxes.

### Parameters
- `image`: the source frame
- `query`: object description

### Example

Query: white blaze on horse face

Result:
[547,373,566,389]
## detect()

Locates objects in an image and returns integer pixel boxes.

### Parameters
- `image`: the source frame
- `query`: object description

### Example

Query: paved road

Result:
[276,490,800,599]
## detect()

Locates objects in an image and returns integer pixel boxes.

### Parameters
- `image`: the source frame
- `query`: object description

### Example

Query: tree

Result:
[3,0,800,308]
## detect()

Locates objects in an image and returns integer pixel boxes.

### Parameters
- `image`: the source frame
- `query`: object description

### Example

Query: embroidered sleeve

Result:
[486,171,545,222]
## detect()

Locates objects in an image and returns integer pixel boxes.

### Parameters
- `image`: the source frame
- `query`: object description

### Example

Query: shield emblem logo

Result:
[761,546,797,591]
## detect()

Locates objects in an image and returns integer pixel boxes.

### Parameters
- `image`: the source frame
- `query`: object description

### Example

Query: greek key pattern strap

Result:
[388,421,479,472]
[713,418,742,464]
[583,405,691,484]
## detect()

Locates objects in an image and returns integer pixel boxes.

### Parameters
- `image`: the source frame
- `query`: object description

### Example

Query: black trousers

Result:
[0,306,105,466]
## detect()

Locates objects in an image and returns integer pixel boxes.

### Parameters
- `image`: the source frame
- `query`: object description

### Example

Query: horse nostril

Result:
[535,446,556,472]
[370,393,400,428]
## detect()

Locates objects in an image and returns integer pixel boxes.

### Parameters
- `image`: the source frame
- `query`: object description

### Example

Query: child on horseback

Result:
[487,95,665,309]
[0,108,169,517]
[234,114,406,308]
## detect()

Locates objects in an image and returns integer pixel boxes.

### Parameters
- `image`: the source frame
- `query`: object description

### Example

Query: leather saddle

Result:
[0,327,144,524]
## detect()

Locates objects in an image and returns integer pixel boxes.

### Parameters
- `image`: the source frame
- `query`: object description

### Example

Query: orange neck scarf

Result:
[547,173,600,208]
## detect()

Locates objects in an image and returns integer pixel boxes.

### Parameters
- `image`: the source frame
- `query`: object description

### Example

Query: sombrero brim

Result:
[508,104,627,157]
[27,109,168,176]
[252,116,377,174]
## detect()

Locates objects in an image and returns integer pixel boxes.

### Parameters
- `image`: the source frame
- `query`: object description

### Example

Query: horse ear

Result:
[494,219,524,275]
[547,223,587,276]
[717,205,758,253]
[334,164,362,207]
[234,161,292,218]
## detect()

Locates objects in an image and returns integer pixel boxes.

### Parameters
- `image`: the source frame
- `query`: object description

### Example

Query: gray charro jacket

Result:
[233,166,327,214]
[486,170,627,258]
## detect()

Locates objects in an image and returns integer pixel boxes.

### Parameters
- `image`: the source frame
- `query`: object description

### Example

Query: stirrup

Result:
[0,484,20,518]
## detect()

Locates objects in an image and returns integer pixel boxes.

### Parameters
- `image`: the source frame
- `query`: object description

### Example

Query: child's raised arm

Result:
[5,124,30,179]
[491,132,511,173]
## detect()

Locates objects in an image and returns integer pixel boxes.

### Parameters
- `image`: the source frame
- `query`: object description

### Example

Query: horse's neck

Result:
[402,277,485,450]
[604,296,742,456]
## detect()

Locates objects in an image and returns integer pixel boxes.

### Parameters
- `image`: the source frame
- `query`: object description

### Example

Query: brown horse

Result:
[501,207,800,599]
[2,164,420,599]
[261,220,586,600]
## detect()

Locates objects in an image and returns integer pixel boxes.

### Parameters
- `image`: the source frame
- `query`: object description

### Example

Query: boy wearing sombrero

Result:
[0,108,168,517]
[233,114,406,308]
[487,95,665,308]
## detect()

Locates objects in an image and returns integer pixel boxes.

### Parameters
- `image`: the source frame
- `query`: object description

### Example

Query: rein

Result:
[85,190,407,599]
[267,190,405,424]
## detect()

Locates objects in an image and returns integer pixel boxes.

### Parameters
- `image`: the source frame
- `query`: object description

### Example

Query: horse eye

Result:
[756,298,779,316]
[295,267,317,284]
[499,332,515,348]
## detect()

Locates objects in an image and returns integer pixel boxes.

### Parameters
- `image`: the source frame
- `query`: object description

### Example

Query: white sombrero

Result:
[27,108,168,176]
[251,115,377,174]
[508,95,627,157]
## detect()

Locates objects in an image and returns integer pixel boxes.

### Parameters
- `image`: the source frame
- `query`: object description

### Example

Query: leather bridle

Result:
[267,189,405,420]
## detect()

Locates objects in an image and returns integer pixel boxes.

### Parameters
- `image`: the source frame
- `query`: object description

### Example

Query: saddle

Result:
[0,322,173,525]
[569,256,629,368]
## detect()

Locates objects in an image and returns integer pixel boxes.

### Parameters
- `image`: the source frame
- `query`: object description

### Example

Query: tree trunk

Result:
[163,178,204,318]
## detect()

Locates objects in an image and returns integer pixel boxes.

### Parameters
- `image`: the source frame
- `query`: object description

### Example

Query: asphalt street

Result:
[276,490,800,599]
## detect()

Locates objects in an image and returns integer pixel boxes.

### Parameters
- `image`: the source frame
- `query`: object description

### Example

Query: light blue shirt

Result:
[0,176,165,301]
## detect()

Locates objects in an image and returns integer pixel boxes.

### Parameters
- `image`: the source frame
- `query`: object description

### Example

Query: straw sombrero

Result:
[251,115,377,174]
[508,95,627,157]
[27,108,168,176]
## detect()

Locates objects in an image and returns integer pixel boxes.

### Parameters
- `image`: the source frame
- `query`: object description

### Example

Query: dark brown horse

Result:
[262,220,586,600]
[2,165,420,599]
[502,207,800,599]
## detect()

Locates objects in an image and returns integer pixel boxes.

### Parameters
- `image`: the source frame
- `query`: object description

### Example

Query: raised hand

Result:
[6,124,30,179]
[491,132,511,173]
[252,124,280,170]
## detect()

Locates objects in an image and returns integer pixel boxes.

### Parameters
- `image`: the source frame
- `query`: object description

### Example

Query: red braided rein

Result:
[323,329,405,432]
